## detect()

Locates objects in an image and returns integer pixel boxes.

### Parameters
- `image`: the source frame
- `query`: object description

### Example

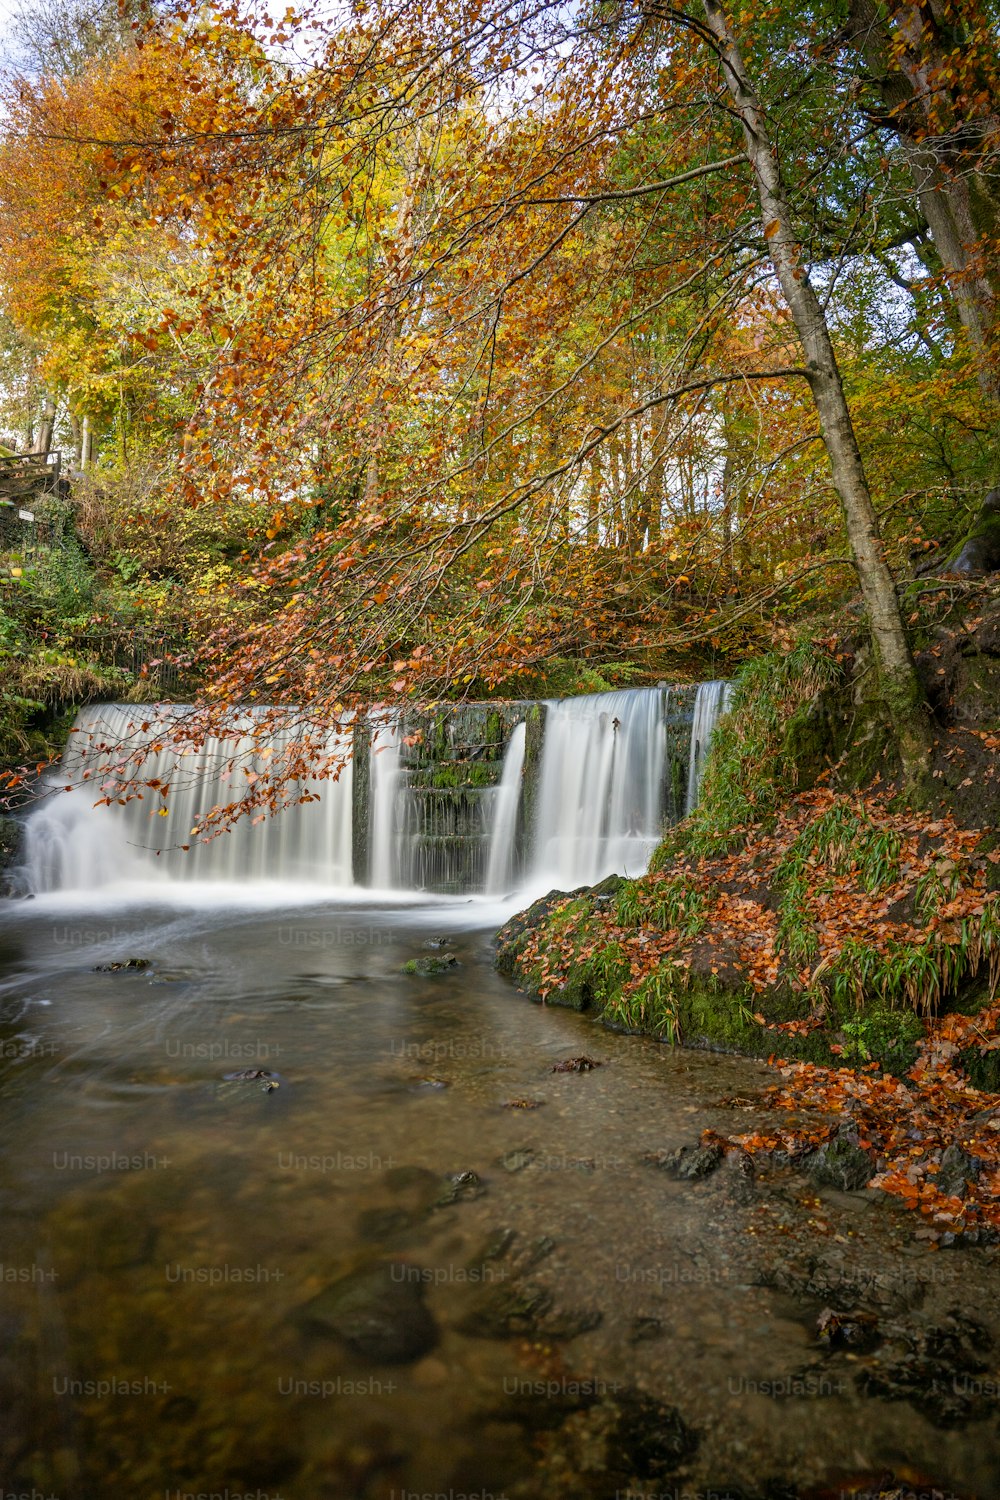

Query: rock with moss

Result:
[806,1129,876,1192]
[401,954,458,976]
[947,487,1000,575]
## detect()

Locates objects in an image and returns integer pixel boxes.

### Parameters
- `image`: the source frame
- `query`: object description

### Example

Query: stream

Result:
[0,890,998,1499]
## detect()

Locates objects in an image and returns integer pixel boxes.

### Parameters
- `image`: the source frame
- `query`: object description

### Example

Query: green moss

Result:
[837,1009,923,1071]
[959,1046,1000,1092]
[683,640,844,857]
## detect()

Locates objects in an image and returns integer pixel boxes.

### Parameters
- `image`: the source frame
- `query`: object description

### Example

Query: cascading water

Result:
[19,684,730,897]
[368,715,404,888]
[485,720,526,894]
[685,680,733,815]
[23,703,354,893]
[531,688,666,889]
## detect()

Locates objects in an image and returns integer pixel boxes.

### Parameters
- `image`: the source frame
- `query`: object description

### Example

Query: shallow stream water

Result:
[0,891,998,1499]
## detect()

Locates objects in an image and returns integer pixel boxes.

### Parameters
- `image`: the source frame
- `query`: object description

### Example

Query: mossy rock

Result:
[947,488,1000,575]
[402,954,459,976]
[780,690,845,789]
[806,1132,876,1192]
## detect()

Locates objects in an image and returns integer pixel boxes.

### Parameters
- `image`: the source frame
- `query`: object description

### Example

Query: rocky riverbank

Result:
[496,584,1000,1243]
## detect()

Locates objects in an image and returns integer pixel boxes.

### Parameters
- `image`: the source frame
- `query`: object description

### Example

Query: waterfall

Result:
[23,703,354,893]
[368,715,404,888]
[685,680,732,815]
[485,720,526,894]
[19,683,730,897]
[531,688,665,889]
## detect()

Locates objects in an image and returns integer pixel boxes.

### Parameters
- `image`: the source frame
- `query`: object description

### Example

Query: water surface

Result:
[0,894,996,1498]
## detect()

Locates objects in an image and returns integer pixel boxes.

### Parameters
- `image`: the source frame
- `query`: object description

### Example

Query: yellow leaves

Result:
[763,218,780,238]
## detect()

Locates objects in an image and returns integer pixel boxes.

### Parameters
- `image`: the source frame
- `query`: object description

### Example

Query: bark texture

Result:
[701,0,931,785]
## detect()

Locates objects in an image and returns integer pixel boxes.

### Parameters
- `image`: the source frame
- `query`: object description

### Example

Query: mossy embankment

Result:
[496,582,1000,1239]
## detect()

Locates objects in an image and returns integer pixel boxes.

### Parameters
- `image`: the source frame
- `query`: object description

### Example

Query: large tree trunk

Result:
[702,0,931,786]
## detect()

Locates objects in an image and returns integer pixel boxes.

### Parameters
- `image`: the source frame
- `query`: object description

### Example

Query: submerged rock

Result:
[643,1141,724,1180]
[855,1308,992,1427]
[434,1169,484,1206]
[457,1280,554,1338]
[402,954,459,976]
[94,958,151,973]
[628,1315,664,1344]
[551,1055,602,1073]
[498,1147,535,1173]
[298,1260,438,1363]
[603,1387,699,1480]
[816,1307,880,1351]
[216,1068,283,1098]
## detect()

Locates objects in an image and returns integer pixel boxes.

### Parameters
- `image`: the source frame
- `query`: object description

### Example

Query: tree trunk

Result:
[587,456,600,546]
[34,390,56,456]
[701,0,931,785]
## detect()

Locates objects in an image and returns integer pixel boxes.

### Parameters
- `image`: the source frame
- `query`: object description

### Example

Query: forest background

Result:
[0,0,997,816]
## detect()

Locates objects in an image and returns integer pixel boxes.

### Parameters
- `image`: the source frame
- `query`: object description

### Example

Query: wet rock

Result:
[299,1260,438,1363]
[465,1227,517,1272]
[722,1148,757,1204]
[855,1309,992,1427]
[948,486,1000,575]
[806,1131,875,1192]
[522,1234,557,1269]
[495,889,578,979]
[816,1307,880,1351]
[603,1387,698,1480]
[402,955,459,976]
[94,958,151,973]
[643,1141,724,1180]
[457,1281,554,1339]
[434,1169,484,1206]
[628,1316,664,1344]
[423,937,452,949]
[543,1305,603,1339]
[498,1148,535,1173]
[551,1055,602,1073]
[935,1142,980,1199]
[501,1097,544,1110]
[457,1257,600,1341]
[215,1068,283,1098]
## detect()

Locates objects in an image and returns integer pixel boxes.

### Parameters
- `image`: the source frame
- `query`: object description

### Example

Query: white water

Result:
[485,720,526,894]
[23,704,354,893]
[20,685,730,897]
[685,680,732,815]
[531,688,666,888]
[368,714,403,888]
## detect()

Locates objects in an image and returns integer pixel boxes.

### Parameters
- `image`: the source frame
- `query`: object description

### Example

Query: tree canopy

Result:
[0,0,997,811]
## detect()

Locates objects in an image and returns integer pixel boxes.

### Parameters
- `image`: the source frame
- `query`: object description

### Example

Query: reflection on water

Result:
[0,896,997,1499]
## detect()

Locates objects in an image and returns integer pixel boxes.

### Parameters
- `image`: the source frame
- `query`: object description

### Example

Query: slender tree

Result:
[692,0,931,783]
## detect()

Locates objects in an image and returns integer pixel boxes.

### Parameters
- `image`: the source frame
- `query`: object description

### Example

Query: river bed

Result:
[0,891,997,1499]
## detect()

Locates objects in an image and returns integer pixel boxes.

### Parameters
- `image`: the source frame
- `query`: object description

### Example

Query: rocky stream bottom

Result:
[0,891,997,1500]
